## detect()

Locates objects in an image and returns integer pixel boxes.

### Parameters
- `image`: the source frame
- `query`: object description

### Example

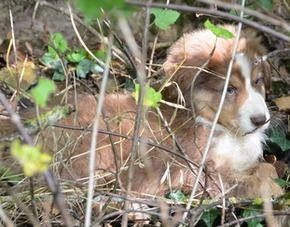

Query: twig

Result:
[39,0,128,65]
[190,38,217,118]
[0,87,72,227]
[126,0,290,42]
[257,48,290,64]
[218,174,226,227]
[51,124,200,167]
[9,9,17,67]
[67,3,105,68]
[142,2,151,65]
[179,0,246,225]
[198,0,290,31]
[217,210,290,227]
[84,35,113,227]
[0,204,14,227]
[117,16,147,227]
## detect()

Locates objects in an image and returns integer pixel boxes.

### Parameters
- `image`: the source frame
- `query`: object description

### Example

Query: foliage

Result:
[132,84,162,108]
[242,209,264,227]
[66,48,86,63]
[201,208,219,227]
[41,32,103,80]
[257,0,273,11]
[11,140,51,177]
[24,105,74,135]
[150,8,180,30]
[51,32,68,54]
[204,20,234,39]
[30,77,56,108]
[274,178,290,188]
[74,0,127,21]
[268,126,290,151]
[167,190,187,203]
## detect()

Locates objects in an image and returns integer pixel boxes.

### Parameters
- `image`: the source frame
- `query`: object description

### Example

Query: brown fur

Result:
[6,26,282,199]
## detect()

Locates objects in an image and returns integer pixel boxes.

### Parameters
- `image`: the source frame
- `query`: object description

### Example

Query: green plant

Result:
[132,84,162,108]
[204,20,234,39]
[41,32,104,80]
[30,77,56,108]
[150,8,180,30]
[11,140,51,177]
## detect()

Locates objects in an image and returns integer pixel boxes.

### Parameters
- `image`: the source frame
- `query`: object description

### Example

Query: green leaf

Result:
[90,64,104,74]
[274,178,290,188]
[132,84,162,108]
[41,51,59,67]
[204,20,234,39]
[11,140,51,177]
[51,33,68,54]
[74,0,124,20]
[257,0,273,11]
[30,77,56,107]
[52,71,65,81]
[66,51,86,63]
[253,197,263,205]
[93,50,107,61]
[242,209,264,227]
[76,59,93,78]
[48,46,59,59]
[201,208,219,227]
[150,8,180,30]
[167,190,187,202]
[268,127,290,151]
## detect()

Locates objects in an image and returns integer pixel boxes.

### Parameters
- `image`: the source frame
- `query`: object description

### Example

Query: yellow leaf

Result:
[273,96,290,112]
[11,140,51,177]
[0,61,37,90]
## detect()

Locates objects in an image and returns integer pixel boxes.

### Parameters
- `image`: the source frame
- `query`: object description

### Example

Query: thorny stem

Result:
[180,0,246,225]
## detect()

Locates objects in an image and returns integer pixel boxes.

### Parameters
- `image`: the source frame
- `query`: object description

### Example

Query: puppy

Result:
[8,25,282,199]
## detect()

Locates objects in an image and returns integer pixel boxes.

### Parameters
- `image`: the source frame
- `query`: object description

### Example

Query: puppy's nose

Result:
[250,114,267,127]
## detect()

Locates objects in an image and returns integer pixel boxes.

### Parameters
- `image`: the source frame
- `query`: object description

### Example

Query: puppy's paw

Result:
[232,174,283,198]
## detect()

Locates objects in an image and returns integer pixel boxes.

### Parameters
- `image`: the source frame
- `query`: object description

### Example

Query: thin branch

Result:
[126,0,290,42]
[198,0,290,31]
[9,9,17,67]
[180,0,246,225]
[39,0,128,65]
[217,210,290,227]
[84,35,113,227]
[51,123,199,167]
[117,15,147,227]
[67,3,105,68]
[258,48,290,63]
[0,204,14,227]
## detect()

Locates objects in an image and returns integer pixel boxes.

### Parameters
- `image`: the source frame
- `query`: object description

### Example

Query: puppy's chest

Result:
[210,132,264,172]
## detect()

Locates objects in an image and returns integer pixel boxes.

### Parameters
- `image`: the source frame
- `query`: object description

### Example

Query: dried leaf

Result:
[273,96,290,112]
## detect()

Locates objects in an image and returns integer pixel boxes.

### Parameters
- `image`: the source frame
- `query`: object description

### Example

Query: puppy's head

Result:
[163,25,271,135]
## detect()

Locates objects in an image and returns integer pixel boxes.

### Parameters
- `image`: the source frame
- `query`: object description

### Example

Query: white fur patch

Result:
[196,117,265,172]
[235,53,270,133]
[212,130,265,171]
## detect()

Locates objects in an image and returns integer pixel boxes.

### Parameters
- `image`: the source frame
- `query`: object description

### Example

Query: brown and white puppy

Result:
[14,26,282,199]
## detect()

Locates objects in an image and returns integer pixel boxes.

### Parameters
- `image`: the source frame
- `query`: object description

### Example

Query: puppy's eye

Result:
[254,77,263,86]
[226,86,237,95]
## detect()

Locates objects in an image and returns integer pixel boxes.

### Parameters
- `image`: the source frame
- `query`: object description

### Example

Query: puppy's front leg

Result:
[232,163,283,198]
